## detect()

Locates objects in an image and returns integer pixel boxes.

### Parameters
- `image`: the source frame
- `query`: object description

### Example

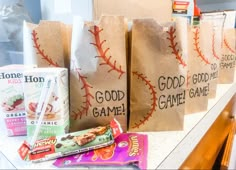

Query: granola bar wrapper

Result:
[69,16,127,132]
[23,21,71,69]
[218,28,236,83]
[53,133,148,170]
[18,119,122,162]
[129,18,188,132]
[185,22,213,114]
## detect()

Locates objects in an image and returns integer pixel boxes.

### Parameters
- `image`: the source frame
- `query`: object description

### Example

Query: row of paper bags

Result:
[23,16,236,132]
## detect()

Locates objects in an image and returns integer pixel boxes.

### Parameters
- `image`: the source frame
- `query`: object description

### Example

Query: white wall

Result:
[198,1,236,27]
[40,0,93,23]
[23,0,236,26]
[198,1,236,12]
[24,0,41,23]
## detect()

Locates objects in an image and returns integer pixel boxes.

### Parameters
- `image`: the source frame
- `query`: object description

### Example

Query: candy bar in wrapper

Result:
[53,133,148,170]
[18,119,122,162]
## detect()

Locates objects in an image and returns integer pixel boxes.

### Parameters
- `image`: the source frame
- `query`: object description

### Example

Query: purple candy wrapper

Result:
[53,133,148,169]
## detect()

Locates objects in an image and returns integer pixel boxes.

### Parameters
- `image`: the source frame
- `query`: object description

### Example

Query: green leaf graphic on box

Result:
[6,94,24,107]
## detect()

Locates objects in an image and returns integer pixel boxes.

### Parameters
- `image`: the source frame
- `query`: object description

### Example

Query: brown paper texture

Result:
[129,18,188,132]
[93,0,172,22]
[70,16,127,132]
[218,28,236,83]
[201,14,225,98]
[23,21,71,69]
[61,24,72,69]
[208,27,222,98]
[185,23,212,114]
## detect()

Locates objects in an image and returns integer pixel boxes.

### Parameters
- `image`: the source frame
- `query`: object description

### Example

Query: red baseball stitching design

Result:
[88,26,125,79]
[132,71,157,129]
[32,30,59,67]
[224,37,236,54]
[71,61,94,120]
[212,32,220,60]
[193,28,210,65]
[166,27,187,67]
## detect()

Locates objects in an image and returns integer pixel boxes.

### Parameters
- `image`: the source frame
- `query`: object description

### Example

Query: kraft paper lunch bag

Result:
[69,16,128,132]
[129,18,188,132]
[23,21,71,69]
[185,22,213,114]
[218,28,236,83]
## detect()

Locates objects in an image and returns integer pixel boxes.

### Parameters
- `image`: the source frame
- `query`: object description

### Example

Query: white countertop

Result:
[0,83,236,169]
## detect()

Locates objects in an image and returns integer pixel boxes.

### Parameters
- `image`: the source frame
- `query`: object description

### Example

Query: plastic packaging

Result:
[53,133,148,170]
[0,0,31,65]
[18,119,122,162]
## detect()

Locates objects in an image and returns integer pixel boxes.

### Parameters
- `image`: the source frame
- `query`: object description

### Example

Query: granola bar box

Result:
[0,65,34,136]
[23,67,69,140]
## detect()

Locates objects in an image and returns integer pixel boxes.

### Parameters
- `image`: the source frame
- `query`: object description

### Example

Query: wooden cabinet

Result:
[180,95,235,169]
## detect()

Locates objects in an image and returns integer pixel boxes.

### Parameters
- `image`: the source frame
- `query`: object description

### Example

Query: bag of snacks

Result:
[207,27,222,98]
[218,28,236,83]
[53,133,148,170]
[69,16,127,132]
[129,18,188,131]
[23,21,71,68]
[201,13,224,98]
[185,22,212,114]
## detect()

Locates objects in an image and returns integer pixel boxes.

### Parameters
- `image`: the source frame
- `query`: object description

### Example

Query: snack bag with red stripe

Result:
[185,22,213,114]
[218,28,236,83]
[201,13,224,98]
[23,21,71,69]
[129,18,188,131]
[69,16,127,132]
[208,26,222,98]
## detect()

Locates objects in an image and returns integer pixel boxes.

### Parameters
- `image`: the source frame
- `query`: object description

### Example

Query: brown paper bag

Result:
[218,29,236,83]
[185,22,212,114]
[93,0,172,22]
[129,18,188,132]
[70,16,127,132]
[201,14,225,98]
[23,21,71,68]
[208,27,222,98]
[61,24,72,69]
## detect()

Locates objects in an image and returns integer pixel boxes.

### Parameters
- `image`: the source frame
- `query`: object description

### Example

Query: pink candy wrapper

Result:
[53,133,148,170]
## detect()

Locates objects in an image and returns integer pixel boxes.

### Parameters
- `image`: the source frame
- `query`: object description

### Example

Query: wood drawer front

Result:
[180,95,236,169]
